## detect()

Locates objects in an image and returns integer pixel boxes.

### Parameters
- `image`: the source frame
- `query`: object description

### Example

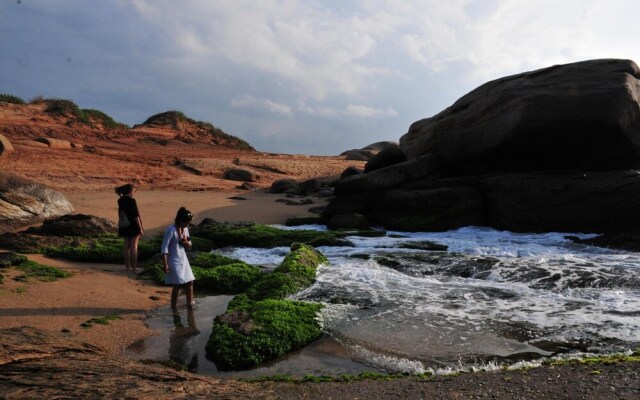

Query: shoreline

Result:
[63,189,321,236]
[0,189,321,355]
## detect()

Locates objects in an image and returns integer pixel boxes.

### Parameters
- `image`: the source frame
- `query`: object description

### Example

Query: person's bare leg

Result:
[186,281,194,309]
[123,237,131,271]
[130,235,140,272]
[171,286,180,309]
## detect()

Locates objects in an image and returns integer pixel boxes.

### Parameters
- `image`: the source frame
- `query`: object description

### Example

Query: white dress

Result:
[161,224,195,285]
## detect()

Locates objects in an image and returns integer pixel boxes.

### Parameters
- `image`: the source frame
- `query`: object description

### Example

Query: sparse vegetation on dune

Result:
[0,94,25,104]
[26,97,128,129]
[140,110,254,150]
[81,109,129,129]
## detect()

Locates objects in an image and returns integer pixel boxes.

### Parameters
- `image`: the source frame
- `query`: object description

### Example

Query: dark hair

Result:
[175,207,193,225]
[115,183,135,197]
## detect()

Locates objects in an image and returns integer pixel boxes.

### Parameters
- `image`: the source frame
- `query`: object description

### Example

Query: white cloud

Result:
[231,95,292,116]
[129,0,392,100]
[297,102,398,119]
[346,104,398,119]
[389,0,640,81]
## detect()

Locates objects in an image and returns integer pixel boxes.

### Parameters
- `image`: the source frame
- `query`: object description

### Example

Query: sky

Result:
[1,0,639,155]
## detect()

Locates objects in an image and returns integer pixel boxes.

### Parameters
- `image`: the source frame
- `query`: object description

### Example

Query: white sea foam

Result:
[221,225,640,373]
[288,226,640,371]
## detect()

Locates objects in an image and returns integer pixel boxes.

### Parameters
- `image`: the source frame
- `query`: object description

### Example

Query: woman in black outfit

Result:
[115,183,144,272]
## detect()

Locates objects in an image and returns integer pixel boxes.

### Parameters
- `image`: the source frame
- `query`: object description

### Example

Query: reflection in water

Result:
[127,295,378,378]
[169,309,201,372]
[127,295,234,375]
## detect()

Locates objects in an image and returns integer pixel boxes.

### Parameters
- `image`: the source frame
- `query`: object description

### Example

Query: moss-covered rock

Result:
[138,251,261,294]
[42,236,158,263]
[194,263,261,293]
[0,252,28,268]
[189,252,239,269]
[14,260,71,282]
[206,243,328,370]
[190,221,352,248]
[206,299,323,370]
[243,243,327,301]
[189,236,214,252]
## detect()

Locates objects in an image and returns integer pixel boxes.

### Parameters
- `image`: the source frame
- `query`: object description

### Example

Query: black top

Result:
[117,196,141,237]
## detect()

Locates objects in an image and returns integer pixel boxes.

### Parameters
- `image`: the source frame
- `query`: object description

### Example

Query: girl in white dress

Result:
[161,207,195,309]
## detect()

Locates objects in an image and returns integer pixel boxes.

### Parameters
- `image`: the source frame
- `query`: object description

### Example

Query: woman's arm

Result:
[181,227,192,250]
[136,216,144,235]
[162,253,169,274]
[160,227,172,274]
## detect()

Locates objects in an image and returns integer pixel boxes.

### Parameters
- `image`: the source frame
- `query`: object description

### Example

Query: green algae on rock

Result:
[190,220,352,248]
[207,299,323,370]
[42,236,158,263]
[138,252,262,294]
[14,260,72,282]
[206,243,327,370]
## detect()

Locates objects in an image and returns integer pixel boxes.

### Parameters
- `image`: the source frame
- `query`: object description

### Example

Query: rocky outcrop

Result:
[0,134,14,155]
[364,143,406,173]
[268,178,302,194]
[341,141,399,161]
[0,173,74,233]
[341,149,376,161]
[24,213,117,237]
[0,327,259,399]
[224,168,259,182]
[401,59,640,172]
[325,59,640,233]
[299,175,340,195]
[34,137,73,149]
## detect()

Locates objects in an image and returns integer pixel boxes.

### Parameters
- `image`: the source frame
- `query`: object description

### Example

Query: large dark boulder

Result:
[401,59,640,173]
[361,141,398,152]
[268,179,301,194]
[299,175,340,194]
[341,141,399,162]
[482,171,640,233]
[0,173,74,233]
[364,143,406,173]
[340,166,363,180]
[325,59,640,233]
[369,185,484,232]
[224,168,259,182]
[25,214,117,237]
[341,149,376,161]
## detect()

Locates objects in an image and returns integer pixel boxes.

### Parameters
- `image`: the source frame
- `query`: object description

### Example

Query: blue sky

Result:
[1,0,639,155]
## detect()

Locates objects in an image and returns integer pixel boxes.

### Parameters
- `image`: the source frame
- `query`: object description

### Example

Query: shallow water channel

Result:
[127,226,640,377]
[126,296,377,378]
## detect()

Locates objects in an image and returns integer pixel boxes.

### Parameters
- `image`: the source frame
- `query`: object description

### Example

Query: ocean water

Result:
[128,226,640,376]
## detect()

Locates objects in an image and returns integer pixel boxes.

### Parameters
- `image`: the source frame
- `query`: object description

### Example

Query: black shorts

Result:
[118,225,141,237]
